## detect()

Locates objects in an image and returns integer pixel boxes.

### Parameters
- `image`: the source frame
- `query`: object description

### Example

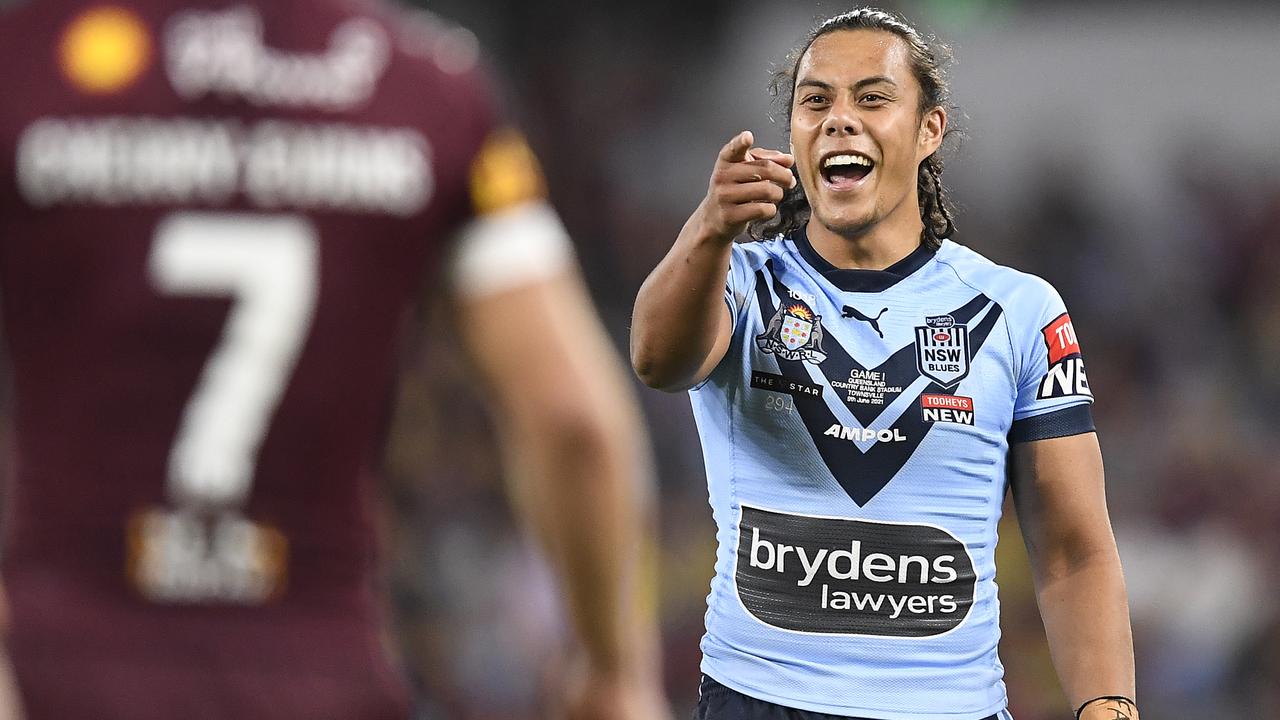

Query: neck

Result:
[805,204,925,270]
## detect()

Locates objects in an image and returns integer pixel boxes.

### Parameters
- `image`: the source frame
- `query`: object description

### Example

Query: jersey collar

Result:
[791,226,937,293]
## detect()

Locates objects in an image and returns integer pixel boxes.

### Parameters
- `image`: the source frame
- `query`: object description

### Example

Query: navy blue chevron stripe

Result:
[752,262,1004,506]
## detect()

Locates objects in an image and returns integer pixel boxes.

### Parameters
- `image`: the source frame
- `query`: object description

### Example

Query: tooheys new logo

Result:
[735,505,975,636]
[1036,313,1092,400]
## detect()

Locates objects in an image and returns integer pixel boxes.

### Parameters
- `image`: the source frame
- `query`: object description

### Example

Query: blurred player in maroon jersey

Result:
[0,2,670,718]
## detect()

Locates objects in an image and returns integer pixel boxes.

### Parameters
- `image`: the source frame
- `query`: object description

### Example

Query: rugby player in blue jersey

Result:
[632,8,1137,720]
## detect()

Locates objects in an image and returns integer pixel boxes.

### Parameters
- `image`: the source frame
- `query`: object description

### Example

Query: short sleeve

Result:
[1008,280,1095,443]
[723,242,758,329]
[445,70,573,297]
[689,243,759,393]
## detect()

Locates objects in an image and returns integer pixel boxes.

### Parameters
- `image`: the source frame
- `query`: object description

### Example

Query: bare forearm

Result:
[1012,434,1138,719]
[502,393,657,676]
[631,207,734,390]
[1034,550,1136,716]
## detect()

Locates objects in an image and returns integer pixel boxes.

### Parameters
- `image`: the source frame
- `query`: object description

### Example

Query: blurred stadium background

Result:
[379,1,1280,717]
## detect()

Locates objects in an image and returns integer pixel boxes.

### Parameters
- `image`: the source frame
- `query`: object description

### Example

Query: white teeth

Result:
[823,154,872,168]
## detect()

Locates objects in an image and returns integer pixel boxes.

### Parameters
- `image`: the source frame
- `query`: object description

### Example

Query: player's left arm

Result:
[1011,432,1139,720]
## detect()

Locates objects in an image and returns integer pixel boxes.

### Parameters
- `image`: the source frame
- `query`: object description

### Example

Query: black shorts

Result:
[694,675,1001,720]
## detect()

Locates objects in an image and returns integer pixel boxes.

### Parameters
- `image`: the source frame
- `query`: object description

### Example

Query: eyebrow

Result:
[796,75,899,92]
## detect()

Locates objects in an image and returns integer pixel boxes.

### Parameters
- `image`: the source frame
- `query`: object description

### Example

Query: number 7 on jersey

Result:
[149,212,319,509]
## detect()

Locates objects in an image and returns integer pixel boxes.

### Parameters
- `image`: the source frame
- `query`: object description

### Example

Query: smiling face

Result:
[790,29,945,244]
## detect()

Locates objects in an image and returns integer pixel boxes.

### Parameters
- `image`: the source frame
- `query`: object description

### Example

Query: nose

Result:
[822,98,862,137]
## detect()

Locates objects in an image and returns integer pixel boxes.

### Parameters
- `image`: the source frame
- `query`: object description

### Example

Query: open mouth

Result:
[820,153,874,190]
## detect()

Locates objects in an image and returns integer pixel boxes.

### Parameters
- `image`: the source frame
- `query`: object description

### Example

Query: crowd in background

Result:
[381,1,1280,717]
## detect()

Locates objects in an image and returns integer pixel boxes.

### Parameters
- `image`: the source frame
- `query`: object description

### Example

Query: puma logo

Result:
[842,305,888,338]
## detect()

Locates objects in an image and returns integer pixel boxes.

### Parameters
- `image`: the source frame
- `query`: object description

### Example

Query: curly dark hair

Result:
[748,7,960,249]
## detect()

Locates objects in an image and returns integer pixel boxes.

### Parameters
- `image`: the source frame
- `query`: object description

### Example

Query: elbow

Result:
[629,331,694,392]
[535,395,629,467]
[629,298,704,391]
[630,349,692,392]
[1036,539,1123,585]
[629,352,669,391]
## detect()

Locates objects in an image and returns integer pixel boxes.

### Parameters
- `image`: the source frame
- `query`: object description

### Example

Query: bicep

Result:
[687,300,735,390]
[453,268,630,425]
[1010,432,1116,578]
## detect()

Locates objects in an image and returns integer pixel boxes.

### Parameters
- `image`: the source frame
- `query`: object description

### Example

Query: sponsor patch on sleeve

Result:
[734,505,975,637]
[1042,312,1081,365]
[468,128,548,216]
[1036,313,1092,400]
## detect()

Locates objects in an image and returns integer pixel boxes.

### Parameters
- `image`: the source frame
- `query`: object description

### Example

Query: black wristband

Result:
[1075,695,1138,719]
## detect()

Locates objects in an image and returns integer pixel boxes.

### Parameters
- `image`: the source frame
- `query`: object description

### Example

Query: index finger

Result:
[718,131,755,163]
[747,148,795,169]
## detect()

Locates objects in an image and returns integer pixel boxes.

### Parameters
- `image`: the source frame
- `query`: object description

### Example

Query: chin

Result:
[815,210,875,238]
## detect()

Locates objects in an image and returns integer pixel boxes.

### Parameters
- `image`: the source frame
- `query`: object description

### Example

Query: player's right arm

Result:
[630,131,794,391]
[0,584,24,720]
[453,267,670,720]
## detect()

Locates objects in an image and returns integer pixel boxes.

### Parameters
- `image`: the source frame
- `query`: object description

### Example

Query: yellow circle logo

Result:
[60,6,152,94]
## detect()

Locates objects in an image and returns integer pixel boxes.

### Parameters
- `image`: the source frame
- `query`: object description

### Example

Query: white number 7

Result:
[150,213,318,508]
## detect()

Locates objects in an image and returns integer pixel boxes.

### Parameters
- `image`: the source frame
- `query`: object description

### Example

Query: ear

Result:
[918,105,946,161]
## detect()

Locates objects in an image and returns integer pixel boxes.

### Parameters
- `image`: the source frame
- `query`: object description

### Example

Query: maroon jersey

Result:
[0,1,553,717]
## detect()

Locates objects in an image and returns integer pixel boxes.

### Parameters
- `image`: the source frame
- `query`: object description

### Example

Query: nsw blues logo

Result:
[757,301,827,364]
[915,314,969,387]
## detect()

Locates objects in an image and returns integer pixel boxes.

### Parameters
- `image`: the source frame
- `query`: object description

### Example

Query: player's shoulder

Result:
[731,235,797,270]
[934,239,1063,314]
[346,0,485,81]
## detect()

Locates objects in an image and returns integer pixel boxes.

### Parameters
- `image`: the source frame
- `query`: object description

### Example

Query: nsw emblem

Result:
[915,314,969,387]
[757,302,827,364]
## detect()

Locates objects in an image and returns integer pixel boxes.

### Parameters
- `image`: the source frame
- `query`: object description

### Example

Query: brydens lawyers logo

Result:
[59,6,153,94]
[735,505,976,637]
[757,300,827,364]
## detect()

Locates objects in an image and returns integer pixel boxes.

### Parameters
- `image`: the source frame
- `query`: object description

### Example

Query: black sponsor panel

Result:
[735,505,975,636]
[750,371,823,398]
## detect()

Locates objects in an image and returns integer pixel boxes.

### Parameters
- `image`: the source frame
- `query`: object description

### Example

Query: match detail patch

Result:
[735,505,975,636]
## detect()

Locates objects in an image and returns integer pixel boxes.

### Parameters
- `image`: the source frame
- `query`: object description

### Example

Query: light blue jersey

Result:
[690,229,1094,719]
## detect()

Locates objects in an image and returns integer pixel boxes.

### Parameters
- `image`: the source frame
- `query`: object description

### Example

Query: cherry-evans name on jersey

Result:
[17,116,431,216]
